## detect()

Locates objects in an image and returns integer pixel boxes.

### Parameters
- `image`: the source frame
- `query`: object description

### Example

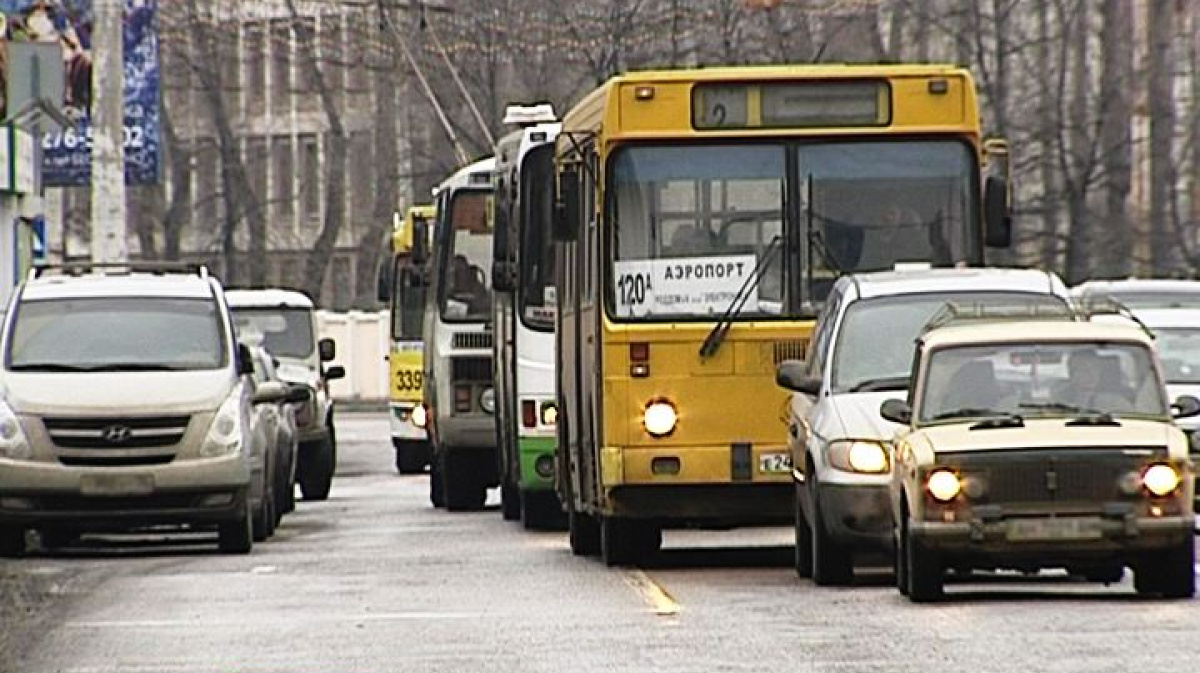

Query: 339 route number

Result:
[395,369,423,391]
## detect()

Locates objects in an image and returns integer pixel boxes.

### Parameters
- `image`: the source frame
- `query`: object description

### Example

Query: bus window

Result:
[440,191,493,322]
[519,145,557,330]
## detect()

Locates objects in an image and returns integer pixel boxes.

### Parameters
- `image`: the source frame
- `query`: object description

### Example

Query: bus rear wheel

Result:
[600,516,661,567]
[568,504,600,556]
[443,451,487,512]
[394,440,431,474]
[521,490,566,531]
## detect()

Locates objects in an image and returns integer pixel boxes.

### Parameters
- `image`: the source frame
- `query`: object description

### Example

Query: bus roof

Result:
[495,123,561,175]
[435,156,496,196]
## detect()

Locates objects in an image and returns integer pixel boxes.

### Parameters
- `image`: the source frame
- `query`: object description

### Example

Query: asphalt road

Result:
[3,412,1200,673]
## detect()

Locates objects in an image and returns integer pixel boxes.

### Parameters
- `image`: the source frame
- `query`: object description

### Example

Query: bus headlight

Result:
[927,469,962,502]
[1142,464,1181,497]
[480,388,496,414]
[827,440,889,474]
[643,400,677,438]
[541,402,558,426]
[411,405,427,429]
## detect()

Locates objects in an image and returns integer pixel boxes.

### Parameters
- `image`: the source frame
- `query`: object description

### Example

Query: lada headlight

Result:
[827,440,889,474]
[1142,463,1181,497]
[643,400,677,438]
[927,469,962,502]
[200,394,245,458]
[0,400,32,461]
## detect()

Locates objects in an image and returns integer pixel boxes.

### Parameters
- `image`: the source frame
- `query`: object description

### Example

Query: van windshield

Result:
[7,298,228,371]
[232,307,316,359]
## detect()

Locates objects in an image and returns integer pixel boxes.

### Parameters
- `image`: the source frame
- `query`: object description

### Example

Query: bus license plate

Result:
[758,453,793,474]
[1006,518,1102,542]
[80,473,155,496]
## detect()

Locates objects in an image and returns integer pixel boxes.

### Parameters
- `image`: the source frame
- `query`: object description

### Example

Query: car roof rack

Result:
[1071,295,1155,336]
[921,301,1077,335]
[29,262,210,281]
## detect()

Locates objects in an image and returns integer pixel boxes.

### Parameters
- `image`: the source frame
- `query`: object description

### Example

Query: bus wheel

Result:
[601,516,661,567]
[568,505,600,556]
[429,454,446,508]
[521,490,566,531]
[500,479,521,522]
[394,440,430,474]
[443,452,486,512]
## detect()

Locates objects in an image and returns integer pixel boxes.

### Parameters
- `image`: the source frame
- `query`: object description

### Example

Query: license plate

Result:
[80,473,155,496]
[1006,518,1102,542]
[758,453,793,474]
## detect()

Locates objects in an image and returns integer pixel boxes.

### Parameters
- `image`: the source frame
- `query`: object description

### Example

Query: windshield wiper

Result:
[698,235,783,360]
[1019,402,1122,426]
[930,408,1024,429]
[848,376,910,392]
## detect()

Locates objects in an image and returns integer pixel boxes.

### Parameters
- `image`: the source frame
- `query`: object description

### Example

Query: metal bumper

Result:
[912,513,1195,559]
[606,482,793,526]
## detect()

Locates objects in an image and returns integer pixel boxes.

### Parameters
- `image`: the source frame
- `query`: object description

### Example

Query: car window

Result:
[231,308,315,360]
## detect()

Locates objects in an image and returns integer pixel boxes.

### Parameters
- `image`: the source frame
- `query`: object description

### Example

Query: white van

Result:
[0,264,284,556]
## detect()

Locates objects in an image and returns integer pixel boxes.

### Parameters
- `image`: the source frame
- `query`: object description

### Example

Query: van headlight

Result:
[201,394,244,458]
[827,440,889,474]
[0,401,32,461]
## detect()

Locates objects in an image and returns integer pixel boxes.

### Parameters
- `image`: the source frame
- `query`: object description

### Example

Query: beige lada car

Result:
[882,319,1198,602]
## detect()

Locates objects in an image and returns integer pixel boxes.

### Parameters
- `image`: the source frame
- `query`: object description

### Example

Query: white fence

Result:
[316,310,390,403]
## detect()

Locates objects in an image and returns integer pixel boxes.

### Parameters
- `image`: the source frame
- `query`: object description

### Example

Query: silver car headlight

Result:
[0,400,33,461]
[200,393,245,458]
[827,440,889,474]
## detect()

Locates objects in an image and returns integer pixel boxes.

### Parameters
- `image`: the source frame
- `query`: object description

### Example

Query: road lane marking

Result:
[66,612,479,629]
[623,569,680,616]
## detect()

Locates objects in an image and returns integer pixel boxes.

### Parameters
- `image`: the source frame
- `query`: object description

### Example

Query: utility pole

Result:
[91,0,128,263]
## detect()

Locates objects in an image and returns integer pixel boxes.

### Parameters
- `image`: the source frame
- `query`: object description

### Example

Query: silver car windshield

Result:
[232,307,315,360]
[831,292,1070,393]
[918,342,1168,423]
[8,297,227,371]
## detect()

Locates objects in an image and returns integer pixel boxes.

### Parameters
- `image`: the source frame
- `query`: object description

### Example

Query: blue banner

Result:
[0,0,160,185]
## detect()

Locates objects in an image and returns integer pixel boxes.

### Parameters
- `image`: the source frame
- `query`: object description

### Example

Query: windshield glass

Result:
[9,297,227,371]
[232,307,315,359]
[832,293,1070,393]
[610,144,788,320]
[391,258,426,341]
[918,342,1167,423]
[519,145,557,331]
[803,141,979,303]
[1153,327,1200,384]
[438,190,493,323]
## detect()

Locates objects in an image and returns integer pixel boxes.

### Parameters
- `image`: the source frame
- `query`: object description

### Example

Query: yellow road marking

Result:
[624,569,681,616]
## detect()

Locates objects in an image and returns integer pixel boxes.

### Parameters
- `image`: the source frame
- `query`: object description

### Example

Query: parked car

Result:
[0,263,293,556]
[245,345,309,535]
[776,267,1072,585]
[226,290,344,501]
[1072,278,1200,311]
[881,318,1197,601]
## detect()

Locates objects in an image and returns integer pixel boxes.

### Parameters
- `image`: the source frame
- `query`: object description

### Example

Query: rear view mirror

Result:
[284,384,312,405]
[984,176,1011,248]
[1171,395,1200,420]
[493,260,517,293]
[776,359,821,396]
[237,343,255,376]
[880,399,913,425]
[325,365,346,381]
[412,217,430,266]
[553,166,580,243]
[376,258,394,303]
[318,338,336,362]
[252,381,288,405]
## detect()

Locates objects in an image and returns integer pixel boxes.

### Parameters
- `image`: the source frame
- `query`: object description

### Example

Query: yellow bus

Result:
[552,64,1011,565]
[387,204,436,474]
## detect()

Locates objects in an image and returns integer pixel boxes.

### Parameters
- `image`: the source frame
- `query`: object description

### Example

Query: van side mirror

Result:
[252,381,288,405]
[285,384,312,404]
[237,343,255,376]
[776,359,821,396]
[412,218,429,266]
[319,338,336,362]
[880,399,913,425]
[376,258,394,303]
[493,260,517,293]
[1171,395,1200,420]
[325,365,346,381]
[553,166,580,243]
[984,176,1011,248]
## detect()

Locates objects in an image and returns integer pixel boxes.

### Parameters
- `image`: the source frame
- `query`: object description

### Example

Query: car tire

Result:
[298,436,335,501]
[1135,538,1195,599]
[894,523,909,596]
[809,475,854,586]
[443,451,486,512]
[793,482,813,579]
[0,526,26,558]
[218,501,254,554]
[568,503,601,556]
[522,490,566,531]
[601,516,661,567]
[252,490,275,542]
[394,440,430,474]
[500,479,521,522]
[904,515,943,602]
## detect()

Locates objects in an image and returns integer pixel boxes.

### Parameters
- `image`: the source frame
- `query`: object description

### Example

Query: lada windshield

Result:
[1154,327,1200,384]
[831,292,1070,393]
[918,341,1168,423]
[7,297,227,371]
[231,307,315,359]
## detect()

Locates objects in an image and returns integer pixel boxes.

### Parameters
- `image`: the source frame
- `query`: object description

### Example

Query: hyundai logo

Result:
[101,425,134,444]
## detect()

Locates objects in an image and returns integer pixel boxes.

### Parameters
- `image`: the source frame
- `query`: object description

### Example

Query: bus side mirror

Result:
[493,260,517,293]
[984,176,1011,248]
[553,167,580,243]
[412,218,430,266]
[319,338,336,362]
[376,257,393,303]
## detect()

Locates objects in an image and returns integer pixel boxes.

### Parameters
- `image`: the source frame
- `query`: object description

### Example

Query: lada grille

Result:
[943,447,1163,508]
[451,356,492,382]
[452,332,493,350]
[43,416,190,466]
